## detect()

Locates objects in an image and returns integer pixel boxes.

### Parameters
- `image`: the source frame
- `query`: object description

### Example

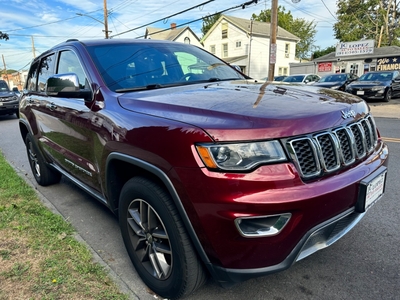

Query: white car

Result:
[281,73,321,84]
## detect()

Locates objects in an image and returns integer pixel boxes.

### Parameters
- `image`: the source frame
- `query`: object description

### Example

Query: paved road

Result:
[0,100,399,300]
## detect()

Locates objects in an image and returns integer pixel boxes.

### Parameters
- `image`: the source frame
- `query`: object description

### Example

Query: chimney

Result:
[170,23,176,29]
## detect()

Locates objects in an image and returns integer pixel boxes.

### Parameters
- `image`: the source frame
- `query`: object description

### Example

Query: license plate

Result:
[356,90,365,95]
[0,102,3,106]
[365,172,386,210]
[356,166,387,212]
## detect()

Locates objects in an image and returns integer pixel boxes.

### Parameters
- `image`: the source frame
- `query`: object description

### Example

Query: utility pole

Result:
[267,0,278,81]
[31,36,36,58]
[2,54,9,85]
[103,0,110,39]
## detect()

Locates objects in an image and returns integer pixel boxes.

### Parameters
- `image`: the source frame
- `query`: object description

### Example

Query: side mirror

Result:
[46,73,92,101]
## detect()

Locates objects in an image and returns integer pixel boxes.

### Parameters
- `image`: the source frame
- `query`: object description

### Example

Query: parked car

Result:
[0,80,19,118]
[19,39,388,299]
[313,73,358,91]
[281,73,320,84]
[345,70,400,102]
[259,75,287,81]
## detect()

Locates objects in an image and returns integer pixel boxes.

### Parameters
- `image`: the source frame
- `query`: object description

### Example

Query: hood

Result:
[313,81,344,87]
[0,91,15,98]
[117,80,369,141]
[348,80,390,87]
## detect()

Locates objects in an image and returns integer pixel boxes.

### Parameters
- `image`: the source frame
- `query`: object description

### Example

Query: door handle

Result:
[46,102,57,111]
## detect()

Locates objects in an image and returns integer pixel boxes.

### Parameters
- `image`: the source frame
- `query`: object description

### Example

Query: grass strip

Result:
[0,151,128,300]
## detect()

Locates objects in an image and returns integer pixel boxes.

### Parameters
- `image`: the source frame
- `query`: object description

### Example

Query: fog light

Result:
[235,213,291,237]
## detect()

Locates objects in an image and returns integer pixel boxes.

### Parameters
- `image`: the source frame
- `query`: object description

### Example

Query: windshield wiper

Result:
[116,84,163,92]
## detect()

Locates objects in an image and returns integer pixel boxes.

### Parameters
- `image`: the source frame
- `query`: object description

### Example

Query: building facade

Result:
[290,44,400,77]
[201,15,300,79]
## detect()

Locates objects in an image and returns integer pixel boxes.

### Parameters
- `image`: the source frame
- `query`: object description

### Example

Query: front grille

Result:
[287,115,378,179]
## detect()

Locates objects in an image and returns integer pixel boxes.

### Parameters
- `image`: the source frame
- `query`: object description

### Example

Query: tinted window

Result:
[57,50,88,89]
[85,42,244,92]
[26,60,40,91]
[38,54,56,92]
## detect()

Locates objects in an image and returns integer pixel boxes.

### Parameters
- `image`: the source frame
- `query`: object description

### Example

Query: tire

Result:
[25,133,61,186]
[383,88,391,102]
[119,177,207,299]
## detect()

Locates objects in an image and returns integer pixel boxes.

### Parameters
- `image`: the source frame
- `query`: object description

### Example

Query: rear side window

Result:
[25,60,40,91]
[38,54,56,92]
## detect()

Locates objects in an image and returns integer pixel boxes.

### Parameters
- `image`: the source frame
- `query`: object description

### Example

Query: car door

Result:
[38,49,103,192]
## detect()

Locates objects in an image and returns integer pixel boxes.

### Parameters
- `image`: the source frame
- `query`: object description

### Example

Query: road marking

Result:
[382,137,400,143]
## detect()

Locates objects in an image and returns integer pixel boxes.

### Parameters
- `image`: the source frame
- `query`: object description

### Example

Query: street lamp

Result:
[76,11,111,39]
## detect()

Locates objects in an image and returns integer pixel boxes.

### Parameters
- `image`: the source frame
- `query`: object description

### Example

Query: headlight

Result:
[371,86,385,91]
[196,140,287,171]
[330,85,340,90]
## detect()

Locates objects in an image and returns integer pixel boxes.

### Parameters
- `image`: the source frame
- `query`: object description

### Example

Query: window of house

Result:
[210,45,216,54]
[221,23,228,39]
[278,67,288,76]
[236,41,242,48]
[222,43,228,58]
[285,43,290,58]
[350,63,359,75]
[184,37,190,44]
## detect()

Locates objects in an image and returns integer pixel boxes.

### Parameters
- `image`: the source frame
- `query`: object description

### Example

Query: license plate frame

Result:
[356,166,387,213]
[356,90,365,95]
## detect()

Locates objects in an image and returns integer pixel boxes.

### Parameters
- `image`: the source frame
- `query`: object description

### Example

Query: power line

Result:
[114,0,259,39]
[320,0,337,21]
[110,0,215,38]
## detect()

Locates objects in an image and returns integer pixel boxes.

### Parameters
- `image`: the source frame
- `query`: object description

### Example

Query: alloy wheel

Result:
[126,199,172,279]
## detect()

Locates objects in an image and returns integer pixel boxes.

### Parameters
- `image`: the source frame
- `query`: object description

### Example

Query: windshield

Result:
[86,42,245,92]
[318,74,346,83]
[282,75,305,83]
[358,72,394,82]
[0,81,10,92]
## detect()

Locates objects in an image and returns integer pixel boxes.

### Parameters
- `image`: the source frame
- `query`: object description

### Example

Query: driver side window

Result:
[57,51,88,89]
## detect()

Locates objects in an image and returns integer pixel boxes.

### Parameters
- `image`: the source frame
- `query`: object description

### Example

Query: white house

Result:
[145,23,203,48]
[201,15,300,80]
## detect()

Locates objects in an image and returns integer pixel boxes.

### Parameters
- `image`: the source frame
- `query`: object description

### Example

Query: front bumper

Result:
[0,99,19,115]
[172,141,388,285]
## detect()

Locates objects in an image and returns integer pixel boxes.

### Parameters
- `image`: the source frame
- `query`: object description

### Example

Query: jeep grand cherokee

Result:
[19,39,388,299]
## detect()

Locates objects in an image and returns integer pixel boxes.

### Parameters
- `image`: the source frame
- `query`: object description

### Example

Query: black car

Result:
[313,73,358,91]
[0,80,19,118]
[345,70,400,102]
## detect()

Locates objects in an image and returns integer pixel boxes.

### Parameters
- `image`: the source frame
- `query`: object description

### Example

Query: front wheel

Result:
[119,177,207,299]
[25,133,61,186]
[383,88,392,102]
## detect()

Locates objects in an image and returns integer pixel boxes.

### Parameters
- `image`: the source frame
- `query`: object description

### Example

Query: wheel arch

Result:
[105,152,213,269]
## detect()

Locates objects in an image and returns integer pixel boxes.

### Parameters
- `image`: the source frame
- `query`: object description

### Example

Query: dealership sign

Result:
[377,57,400,71]
[336,40,375,57]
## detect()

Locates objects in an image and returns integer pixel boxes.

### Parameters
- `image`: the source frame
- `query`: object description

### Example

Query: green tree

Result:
[201,13,221,37]
[0,31,9,40]
[252,6,317,59]
[334,0,400,46]
[312,46,336,59]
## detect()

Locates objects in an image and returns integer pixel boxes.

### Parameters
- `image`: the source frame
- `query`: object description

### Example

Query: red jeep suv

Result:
[19,39,388,299]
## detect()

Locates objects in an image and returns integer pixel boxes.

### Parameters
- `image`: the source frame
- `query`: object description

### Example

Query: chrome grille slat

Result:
[287,115,378,179]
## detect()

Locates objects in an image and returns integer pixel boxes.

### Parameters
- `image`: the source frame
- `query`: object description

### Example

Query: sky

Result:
[0,0,338,71]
